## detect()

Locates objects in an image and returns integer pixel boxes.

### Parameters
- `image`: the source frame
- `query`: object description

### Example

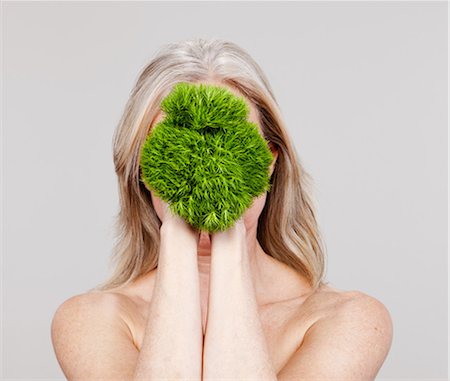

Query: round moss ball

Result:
[139,82,274,233]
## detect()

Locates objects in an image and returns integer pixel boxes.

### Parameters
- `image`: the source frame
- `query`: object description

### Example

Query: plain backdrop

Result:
[2,1,448,380]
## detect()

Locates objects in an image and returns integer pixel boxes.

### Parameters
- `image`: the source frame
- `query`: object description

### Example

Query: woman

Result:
[51,38,393,380]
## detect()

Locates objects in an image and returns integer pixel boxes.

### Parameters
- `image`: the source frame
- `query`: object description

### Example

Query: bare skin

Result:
[51,80,393,380]
[101,254,357,374]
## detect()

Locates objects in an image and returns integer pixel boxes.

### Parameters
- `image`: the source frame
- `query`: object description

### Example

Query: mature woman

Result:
[51,38,393,381]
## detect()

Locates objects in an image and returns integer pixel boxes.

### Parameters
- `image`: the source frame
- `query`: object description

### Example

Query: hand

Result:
[159,198,173,223]
[157,197,201,244]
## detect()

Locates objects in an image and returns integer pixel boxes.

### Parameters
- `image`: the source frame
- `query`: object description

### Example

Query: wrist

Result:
[160,218,200,245]
[210,219,247,258]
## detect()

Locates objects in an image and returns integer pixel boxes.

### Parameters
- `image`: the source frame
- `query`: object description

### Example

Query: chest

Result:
[126,297,315,373]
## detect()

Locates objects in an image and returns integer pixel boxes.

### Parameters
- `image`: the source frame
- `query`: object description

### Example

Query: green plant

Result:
[139,82,273,233]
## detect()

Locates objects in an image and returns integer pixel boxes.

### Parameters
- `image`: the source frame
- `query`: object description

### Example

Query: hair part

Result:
[90,38,329,293]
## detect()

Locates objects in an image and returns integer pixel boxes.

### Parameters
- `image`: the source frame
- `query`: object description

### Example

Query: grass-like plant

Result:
[139,82,274,233]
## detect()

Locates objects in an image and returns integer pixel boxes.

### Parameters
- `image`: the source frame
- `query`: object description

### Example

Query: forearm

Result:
[133,220,203,380]
[203,222,277,380]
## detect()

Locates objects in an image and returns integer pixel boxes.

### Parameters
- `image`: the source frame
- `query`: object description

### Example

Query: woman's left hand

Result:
[209,217,248,260]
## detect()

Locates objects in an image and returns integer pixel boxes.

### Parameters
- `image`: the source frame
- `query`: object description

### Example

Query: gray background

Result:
[2,1,448,380]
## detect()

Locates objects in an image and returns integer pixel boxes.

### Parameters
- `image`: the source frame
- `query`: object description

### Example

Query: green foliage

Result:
[139,82,273,233]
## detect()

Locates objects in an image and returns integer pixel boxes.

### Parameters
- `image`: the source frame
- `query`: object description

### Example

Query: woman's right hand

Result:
[158,197,201,245]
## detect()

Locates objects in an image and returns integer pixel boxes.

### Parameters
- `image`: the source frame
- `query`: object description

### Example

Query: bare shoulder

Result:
[51,291,139,380]
[306,284,393,344]
[328,286,391,330]
[277,285,393,380]
[53,289,126,311]
[307,284,393,323]
[340,289,393,326]
[342,289,394,351]
[51,290,136,331]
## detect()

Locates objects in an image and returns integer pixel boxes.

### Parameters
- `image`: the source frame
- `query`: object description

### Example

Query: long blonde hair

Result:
[91,38,328,292]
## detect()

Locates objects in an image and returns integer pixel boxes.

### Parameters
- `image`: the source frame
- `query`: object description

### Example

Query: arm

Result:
[133,205,203,380]
[202,219,277,380]
[51,204,203,381]
[200,217,393,381]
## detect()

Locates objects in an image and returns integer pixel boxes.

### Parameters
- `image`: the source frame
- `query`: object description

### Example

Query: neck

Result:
[196,224,310,306]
